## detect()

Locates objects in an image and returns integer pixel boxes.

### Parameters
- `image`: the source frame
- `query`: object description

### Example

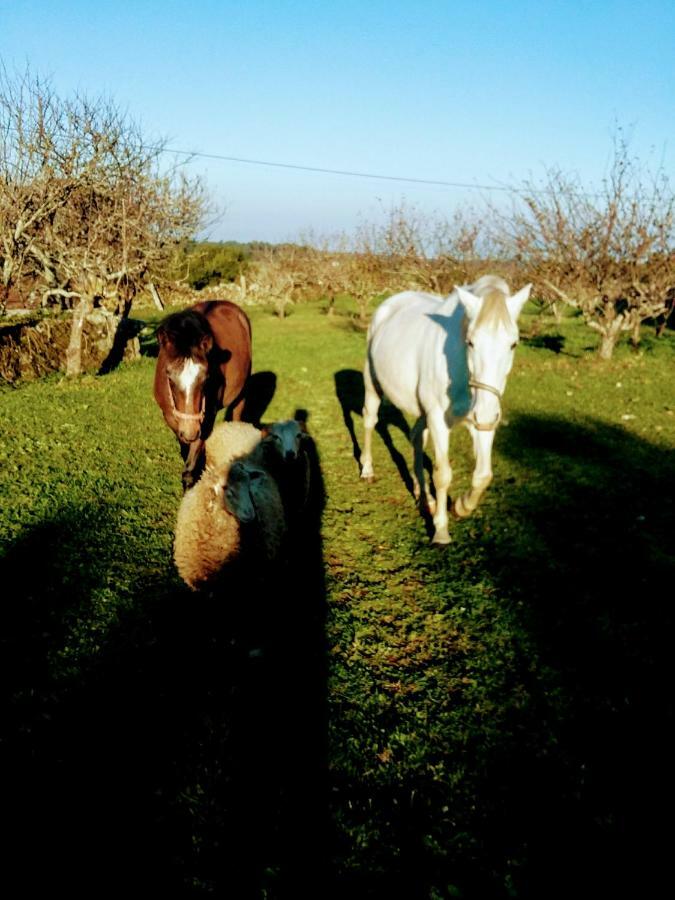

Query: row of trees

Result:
[238,142,674,360]
[496,134,674,358]
[0,68,205,373]
[228,206,486,323]
[2,67,672,363]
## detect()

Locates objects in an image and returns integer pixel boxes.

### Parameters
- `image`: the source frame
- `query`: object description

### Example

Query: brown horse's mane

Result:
[157,309,212,358]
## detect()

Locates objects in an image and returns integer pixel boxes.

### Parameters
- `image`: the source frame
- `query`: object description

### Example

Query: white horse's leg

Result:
[453,425,495,518]
[411,415,427,504]
[427,408,452,544]
[360,357,381,482]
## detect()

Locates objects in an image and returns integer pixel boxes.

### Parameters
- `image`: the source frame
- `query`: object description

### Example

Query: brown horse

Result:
[154,300,252,489]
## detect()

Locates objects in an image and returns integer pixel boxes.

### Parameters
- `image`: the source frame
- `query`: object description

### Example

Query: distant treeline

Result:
[169,241,304,290]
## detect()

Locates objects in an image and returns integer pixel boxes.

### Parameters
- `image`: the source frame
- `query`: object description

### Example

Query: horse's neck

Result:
[438,290,461,315]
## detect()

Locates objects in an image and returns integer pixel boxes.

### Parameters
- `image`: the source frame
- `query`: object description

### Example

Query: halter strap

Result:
[466,379,502,431]
[167,376,205,423]
[469,379,502,401]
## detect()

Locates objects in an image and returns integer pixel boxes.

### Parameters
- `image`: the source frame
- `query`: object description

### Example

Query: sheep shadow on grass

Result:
[0,457,328,896]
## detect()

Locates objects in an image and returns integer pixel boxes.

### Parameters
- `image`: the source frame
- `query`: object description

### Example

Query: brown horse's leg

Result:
[230,395,246,422]
[181,438,205,491]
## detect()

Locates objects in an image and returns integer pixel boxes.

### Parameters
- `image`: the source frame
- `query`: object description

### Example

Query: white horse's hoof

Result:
[431,529,451,546]
[360,472,375,484]
[451,498,469,519]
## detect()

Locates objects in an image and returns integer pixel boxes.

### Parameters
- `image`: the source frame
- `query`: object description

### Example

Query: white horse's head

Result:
[456,277,531,430]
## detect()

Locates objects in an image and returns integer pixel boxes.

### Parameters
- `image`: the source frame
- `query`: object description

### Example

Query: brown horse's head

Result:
[157,310,214,443]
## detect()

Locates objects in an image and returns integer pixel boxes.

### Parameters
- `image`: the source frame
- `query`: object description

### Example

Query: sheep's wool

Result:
[174,422,285,590]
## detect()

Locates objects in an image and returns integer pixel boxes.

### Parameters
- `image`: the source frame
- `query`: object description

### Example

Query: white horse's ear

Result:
[507,284,532,320]
[456,286,481,320]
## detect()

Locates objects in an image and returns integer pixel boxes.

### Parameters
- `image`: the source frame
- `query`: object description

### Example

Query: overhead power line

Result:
[164,145,606,200]
[164,146,533,195]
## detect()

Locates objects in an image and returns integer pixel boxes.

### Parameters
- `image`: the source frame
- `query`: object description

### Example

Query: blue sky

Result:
[1,0,673,242]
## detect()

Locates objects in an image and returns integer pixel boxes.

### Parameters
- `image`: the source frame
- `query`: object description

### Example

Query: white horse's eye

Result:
[511,342,518,350]
[466,340,474,349]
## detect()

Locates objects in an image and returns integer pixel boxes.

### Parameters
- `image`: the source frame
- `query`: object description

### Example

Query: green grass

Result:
[1,300,674,897]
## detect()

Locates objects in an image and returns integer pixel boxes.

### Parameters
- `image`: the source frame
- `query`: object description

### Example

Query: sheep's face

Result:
[264,419,305,462]
[224,462,265,524]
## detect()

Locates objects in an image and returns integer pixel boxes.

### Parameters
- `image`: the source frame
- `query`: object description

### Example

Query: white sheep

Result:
[173,421,286,591]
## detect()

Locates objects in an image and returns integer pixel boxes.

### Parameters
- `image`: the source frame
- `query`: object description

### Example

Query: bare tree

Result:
[349,202,487,322]
[0,66,205,373]
[497,137,675,359]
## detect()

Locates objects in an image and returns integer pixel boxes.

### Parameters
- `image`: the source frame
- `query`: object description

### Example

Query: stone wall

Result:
[0,309,142,384]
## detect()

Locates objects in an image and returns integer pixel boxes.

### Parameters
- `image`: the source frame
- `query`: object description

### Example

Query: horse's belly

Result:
[369,311,448,419]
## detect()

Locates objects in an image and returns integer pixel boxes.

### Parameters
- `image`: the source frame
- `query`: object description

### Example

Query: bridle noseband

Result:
[167,376,206,425]
[466,379,502,431]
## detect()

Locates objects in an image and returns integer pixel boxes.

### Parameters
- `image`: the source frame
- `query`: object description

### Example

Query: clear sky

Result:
[1,0,673,242]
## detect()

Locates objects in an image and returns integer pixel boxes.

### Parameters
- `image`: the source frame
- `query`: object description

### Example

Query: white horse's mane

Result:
[467,274,510,297]
[465,275,514,331]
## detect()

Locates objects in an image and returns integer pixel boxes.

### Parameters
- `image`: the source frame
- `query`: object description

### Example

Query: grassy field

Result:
[1,299,674,897]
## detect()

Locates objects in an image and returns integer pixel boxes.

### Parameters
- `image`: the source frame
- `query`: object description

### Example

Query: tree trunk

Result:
[357,294,369,327]
[148,282,164,311]
[597,316,624,360]
[630,317,641,348]
[65,294,93,377]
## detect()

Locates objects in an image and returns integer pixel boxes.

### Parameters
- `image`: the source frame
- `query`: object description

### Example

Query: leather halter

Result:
[466,379,502,431]
[166,375,205,424]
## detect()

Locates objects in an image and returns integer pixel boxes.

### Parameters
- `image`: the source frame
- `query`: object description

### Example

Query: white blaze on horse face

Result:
[458,285,525,429]
[175,358,206,412]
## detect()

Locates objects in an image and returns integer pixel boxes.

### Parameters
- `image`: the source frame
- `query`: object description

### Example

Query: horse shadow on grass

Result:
[329,413,674,898]
[334,368,435,497]
[242,370,277,426]
[334,368,438,538]
[0,450,328,897]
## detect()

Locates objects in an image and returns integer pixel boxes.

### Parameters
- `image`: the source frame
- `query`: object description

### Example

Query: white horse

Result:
[360,275,531,544]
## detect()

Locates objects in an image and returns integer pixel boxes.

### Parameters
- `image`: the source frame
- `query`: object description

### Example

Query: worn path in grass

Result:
[1,302,674,897]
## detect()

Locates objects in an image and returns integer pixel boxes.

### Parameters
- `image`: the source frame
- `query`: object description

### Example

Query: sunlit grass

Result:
[2,300,674,896]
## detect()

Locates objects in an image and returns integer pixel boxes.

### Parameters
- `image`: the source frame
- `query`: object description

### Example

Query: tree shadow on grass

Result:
[471,414,674,897]
[1,461,328,896]
[98,317,146,374]
[522,332,567,354]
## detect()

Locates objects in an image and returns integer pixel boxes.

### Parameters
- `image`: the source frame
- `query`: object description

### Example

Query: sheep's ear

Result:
[224,464,257,523]
[296,418,307,433]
